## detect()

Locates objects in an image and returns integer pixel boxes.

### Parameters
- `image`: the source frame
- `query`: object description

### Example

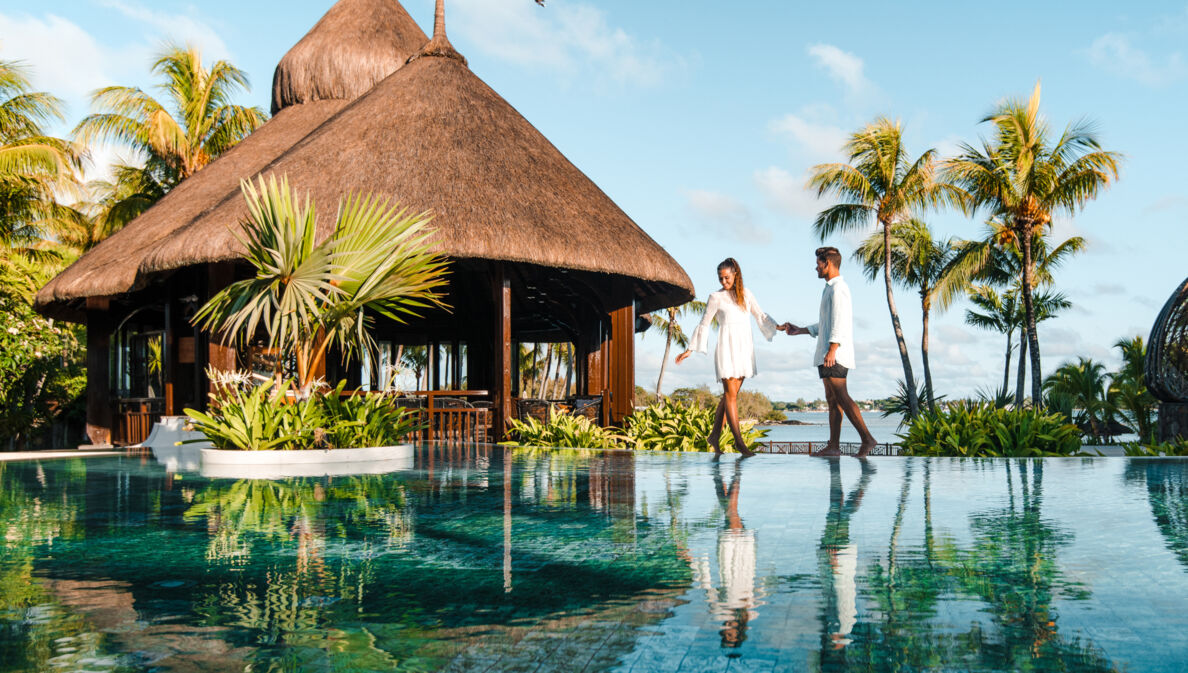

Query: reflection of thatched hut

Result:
[1147,276,1188,441]
[35,0,693,445]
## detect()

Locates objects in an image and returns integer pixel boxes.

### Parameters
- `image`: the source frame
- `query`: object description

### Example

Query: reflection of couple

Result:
[819,458,875,653]
[676,250,877,457]
[692,460,758,648]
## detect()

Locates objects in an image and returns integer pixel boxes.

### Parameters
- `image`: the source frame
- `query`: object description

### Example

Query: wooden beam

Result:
[609,303,635,425]
[84,307,113,446]
[493,265,513,441]
[205,262,237,395]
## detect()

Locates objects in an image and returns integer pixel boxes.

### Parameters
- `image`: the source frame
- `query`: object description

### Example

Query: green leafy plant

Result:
[1122,440,1188,457]
[900,402,1082,457]
[503,409,622,450]
[625,402,768,453]
[194,175,449,395]
[184,378,420,450]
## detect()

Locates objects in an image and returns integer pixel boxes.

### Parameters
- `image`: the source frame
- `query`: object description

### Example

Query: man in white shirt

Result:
[785,247,878,456]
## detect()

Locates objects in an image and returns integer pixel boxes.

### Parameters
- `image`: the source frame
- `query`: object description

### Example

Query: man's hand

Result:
[784,323,809,336]
[824,343,838,368]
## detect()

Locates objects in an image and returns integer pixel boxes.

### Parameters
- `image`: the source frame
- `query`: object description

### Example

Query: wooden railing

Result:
[347,389,493,444]
[114,398,162,446]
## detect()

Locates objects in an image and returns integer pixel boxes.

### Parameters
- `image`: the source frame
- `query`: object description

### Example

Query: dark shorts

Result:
[818,364,849,379]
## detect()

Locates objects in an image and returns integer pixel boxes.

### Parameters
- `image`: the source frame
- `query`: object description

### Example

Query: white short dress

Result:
[689,288,780,380]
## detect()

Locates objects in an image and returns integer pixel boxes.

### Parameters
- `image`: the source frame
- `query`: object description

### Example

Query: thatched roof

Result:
[37,0,694,317]
[36,0,428,317]
[271,0,427,114]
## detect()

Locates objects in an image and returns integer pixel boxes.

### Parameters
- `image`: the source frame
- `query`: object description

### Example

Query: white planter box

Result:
[199,444,415,479]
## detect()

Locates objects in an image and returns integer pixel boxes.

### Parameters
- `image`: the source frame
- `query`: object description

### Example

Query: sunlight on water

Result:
[2,450,1187,672]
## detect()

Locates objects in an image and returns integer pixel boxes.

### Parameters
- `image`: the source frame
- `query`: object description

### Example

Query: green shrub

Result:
[503,410,623,449]
[625,402,768,453]
[1122,439,1188,457]
[900,402,1083,457]
[184,379,421,450]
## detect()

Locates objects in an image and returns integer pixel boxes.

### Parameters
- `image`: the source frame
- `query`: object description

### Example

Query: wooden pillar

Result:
[205,262,237,396]
[85,298,113,447]
[493,265,512,441]
[163,297,175,416]
[608,303,635,425]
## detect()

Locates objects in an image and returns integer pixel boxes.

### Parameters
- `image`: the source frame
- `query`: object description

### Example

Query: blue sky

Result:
[2,0,1186,402]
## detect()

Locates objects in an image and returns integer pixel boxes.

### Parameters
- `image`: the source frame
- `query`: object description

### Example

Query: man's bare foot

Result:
[812,445,843,457]
[856,438,878,457]
[738,446,756,458]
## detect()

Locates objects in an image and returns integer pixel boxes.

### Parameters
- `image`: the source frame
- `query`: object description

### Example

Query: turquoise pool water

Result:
[2,448,1187,672]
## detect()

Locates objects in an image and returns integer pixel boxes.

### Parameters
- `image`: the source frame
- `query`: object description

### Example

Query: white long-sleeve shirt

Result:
[806,276,856,369]
[689,288,779,380]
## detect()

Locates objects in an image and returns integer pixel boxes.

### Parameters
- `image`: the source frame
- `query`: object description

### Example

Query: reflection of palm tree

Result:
[693,460,757,648]
[817,458,875,660]
[1126,460,1188,570]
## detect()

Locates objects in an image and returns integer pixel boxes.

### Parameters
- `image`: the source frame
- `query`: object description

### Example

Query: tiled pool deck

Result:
[1,446,1186,671]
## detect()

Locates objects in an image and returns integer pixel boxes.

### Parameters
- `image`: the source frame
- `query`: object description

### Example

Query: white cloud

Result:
[807,43,872,96]
[1086,33,1186,86]
[754,166,823,220]
[0,13,112,104]
[770,113,848,163]
[448,0,678,87]
[97,0,232,63]
[683,189,771,244]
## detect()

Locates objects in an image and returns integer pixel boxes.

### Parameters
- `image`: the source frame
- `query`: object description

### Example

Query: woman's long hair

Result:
[718,258,745,308]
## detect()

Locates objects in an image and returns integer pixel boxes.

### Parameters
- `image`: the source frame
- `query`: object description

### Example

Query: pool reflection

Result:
[3,452,1188,671]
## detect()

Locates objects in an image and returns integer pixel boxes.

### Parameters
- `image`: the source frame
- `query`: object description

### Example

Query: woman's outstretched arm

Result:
[677,293,721,363]
[745,289,780,341]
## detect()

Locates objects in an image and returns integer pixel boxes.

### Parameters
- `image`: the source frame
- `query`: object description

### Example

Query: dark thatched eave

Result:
[272,0,427,114]
[139,51,695,314]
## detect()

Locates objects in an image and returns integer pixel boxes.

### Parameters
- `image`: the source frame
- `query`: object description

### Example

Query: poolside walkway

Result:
[0,449,125,462]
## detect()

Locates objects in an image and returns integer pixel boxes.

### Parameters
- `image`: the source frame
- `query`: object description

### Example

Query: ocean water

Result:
[758,410,906,444]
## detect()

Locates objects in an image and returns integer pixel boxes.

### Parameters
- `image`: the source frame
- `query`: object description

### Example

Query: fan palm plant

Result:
[964,285,1019,396]
[808,119,960,417]
[73,43,265,197]
[854,219,976,409]
[645,299,706,399]
[194,175,449,395]
[944,83,1121,406]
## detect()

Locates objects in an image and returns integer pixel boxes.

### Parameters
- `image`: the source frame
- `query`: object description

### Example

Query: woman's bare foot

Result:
[856,438,878,457]
[708,432,723,456]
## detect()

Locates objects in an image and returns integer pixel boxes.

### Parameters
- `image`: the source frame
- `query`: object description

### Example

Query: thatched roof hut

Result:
[36,0,692,319]
[35,0,428,318]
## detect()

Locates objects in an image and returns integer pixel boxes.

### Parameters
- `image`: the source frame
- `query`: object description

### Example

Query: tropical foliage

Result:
[0,296,85,449]
[194,175,449,394]
[943,83,1121,405]
[899,402,1083,457]
[184,377,422,451]
[625,401,768,452]
[809,118,959,417]
[503,410,623,450]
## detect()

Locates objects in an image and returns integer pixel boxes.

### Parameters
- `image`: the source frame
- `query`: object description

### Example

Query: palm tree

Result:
[1044,358,1112,441]
[1110,336,1156,443]
[0,59,82,277]
[73,44,265,201]
[944,83,1121,405]
[194,175,449,395]
[964,285,1018,396]
[644,300,706,399]
[808,119,959,417]
[854,219,974,409]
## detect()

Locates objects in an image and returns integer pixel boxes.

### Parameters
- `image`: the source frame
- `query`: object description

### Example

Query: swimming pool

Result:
[2,448,1186,671]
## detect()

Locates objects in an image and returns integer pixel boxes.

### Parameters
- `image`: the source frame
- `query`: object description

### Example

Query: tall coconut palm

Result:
[645,299,706,399]
[964,285,1019,396]
[944,83,1121,405]
[194,175,449,395]
[0,60,82,273]
[74,44,265,198]
[808,119,959,417]
[854,219,975,409]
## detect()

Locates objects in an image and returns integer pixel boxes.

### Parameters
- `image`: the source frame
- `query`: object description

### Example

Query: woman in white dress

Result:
[675,258,785,456]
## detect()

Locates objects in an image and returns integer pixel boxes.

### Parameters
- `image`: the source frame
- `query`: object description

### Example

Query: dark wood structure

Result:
[1147,276,1188,442]
[34,0,694,445]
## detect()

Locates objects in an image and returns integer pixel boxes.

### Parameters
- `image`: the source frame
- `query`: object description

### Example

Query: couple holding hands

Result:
[675,247,878,458]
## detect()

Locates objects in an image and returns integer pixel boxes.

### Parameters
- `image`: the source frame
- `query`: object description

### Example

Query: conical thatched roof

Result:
[271,0,427,114]
[37,0,693,317]
[36,0,428,316]
[142,38,693,310]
